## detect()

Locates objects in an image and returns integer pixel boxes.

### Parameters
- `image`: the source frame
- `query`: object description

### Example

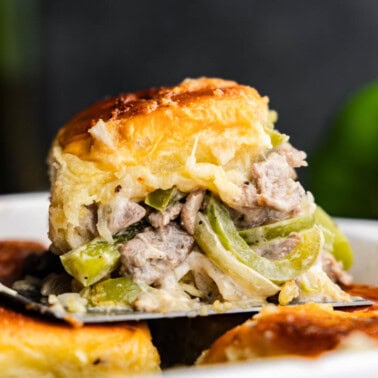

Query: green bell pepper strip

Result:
[60,239,120,287]
[314,206,354,270]
[194,213,280,297]
[145,187,184,212]
[203,196,322,282]
[317,225,335,252]
[61,221,147,287]
[239,213,315,245]
[113,220,148,243]
[84,277,141,307]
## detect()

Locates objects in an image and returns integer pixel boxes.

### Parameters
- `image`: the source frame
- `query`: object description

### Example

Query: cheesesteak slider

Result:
[48,78,353,314]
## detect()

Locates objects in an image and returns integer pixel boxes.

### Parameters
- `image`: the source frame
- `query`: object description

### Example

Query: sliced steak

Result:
[254,233,300,260]
[231,206,289,229]
[70,204,99,248]
[252,152,306,213]
[321,250,353,286]
[120,223,194,285]
[276,142,308,169]
[181,190,205,235]
[106,197,146,233]
[228,144,310,228]
[80,203,98,236]
[148,203,183,228]
[230,182,289,228]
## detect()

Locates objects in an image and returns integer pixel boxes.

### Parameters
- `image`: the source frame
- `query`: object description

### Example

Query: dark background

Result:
[1,1,377,217]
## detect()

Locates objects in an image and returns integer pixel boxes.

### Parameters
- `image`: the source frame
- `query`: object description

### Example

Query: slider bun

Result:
[0,241,46,286]
[0,305,160,377]
[197,303,378,364]
[49,77,276,252]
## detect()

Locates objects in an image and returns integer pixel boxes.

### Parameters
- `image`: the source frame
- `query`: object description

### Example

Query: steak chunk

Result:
[181,190,205,235]
[252,152,306,213]
[120,223,194,285]
[276,142,308,169]
[254,233,300,260]
[106,197,146,233]
[321,250,353,286]
[229,145,311,228]
[148,203,182,228]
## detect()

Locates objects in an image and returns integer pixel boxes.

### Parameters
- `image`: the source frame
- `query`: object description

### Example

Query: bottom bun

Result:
[0,305,160,377]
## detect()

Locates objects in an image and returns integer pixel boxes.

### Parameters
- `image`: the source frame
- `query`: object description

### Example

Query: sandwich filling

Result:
[48,141,353,313]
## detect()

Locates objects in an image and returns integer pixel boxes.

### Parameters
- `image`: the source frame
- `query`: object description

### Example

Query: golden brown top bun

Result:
[49,77,277,252]
[0,305,160,377]
[56,77,271,161]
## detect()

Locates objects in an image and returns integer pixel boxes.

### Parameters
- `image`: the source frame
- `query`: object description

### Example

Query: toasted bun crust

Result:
[0,241,159,376]
[198,302,378,364]
[0,241,46,286]
[0,305,160,377]
[56,77,271,161]
[49,77,276,252]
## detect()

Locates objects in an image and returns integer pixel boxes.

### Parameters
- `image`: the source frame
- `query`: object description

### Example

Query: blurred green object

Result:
[314,206,354,270]
[309,82,378,219]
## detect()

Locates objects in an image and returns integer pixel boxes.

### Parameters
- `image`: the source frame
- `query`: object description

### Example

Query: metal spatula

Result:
[0,282,373,325]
